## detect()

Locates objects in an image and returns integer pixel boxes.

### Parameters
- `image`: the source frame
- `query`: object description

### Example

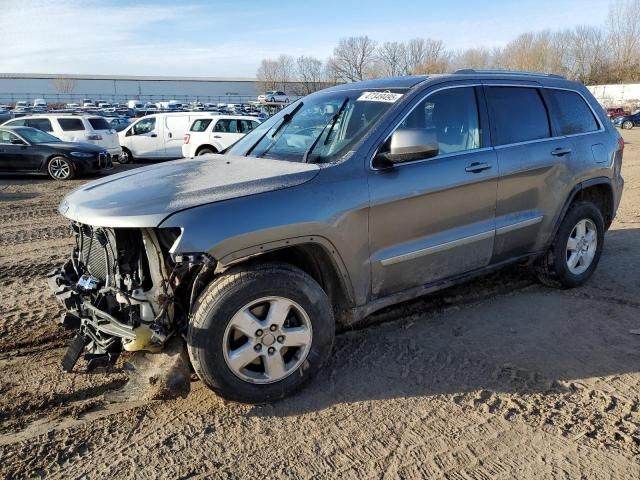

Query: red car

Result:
[607,107,631,119]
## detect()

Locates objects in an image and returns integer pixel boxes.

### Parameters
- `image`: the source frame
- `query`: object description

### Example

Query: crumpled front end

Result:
[47,222,209,371]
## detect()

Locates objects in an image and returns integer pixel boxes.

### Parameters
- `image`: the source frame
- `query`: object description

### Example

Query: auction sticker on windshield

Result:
[357,91,403,103]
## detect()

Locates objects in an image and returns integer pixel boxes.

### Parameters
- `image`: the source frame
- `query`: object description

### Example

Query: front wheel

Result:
[47,156,75,180]
[623,120,633,129]
[535,201,604,288]
[118,148,133,164]
[187,264,334,403]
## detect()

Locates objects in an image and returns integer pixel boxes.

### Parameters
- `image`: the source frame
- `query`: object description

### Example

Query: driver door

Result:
[126,117,164,158]
[0,131,40,171]
[367,85,498,299]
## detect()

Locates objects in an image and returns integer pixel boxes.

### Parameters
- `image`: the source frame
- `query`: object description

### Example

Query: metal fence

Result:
[0,92,258,106]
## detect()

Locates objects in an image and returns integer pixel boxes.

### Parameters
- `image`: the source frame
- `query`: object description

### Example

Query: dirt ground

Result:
[1,130,639,479]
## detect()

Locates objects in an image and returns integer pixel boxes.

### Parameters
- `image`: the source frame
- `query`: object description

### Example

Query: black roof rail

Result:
[454,69,566,79]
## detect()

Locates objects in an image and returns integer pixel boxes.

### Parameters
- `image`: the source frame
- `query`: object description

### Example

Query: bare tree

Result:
[329,36,378,82]
[406,38,450,74]
[256,59,280,92]
[607,0,640,82]
[52,77,76,95]
[451,47,493,71]
[296,56,324,94]
[377,41,407,76]
[277,54,295,92]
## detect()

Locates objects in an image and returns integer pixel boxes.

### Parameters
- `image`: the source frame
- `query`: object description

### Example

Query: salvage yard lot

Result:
[1,131,639,479]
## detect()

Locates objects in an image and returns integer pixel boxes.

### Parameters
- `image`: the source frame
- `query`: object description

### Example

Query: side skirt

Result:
[348,252,541,325]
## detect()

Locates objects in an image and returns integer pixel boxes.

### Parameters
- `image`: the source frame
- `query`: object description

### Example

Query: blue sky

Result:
[0,0,612,77]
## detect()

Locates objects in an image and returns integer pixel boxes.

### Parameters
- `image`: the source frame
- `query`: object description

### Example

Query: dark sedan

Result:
[613,112,640,129]
[0,126,112,180]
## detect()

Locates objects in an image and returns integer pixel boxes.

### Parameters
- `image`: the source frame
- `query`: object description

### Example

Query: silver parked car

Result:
[48,71,624,403]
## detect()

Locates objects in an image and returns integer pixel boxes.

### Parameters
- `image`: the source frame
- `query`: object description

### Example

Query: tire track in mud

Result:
[0,206,60,225]
[0,224,70,247]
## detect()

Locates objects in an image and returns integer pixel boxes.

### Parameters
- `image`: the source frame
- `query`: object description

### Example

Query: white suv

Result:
[182,115,261,157]
[2,115,121,158]
[257,91,291,103]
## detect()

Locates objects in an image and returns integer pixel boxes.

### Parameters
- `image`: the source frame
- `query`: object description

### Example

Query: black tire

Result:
[623,120,633,130]
[47,156,75,180]
[187,263,334,403]
[197,148,216,156]
[535,201,605,289]
[118,148,133,164]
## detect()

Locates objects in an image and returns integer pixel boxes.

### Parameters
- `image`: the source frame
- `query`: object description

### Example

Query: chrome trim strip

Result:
[496,215,544,235]
[380,230,494,266]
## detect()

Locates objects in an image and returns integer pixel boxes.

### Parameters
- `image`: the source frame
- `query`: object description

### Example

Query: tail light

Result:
[618,136,625,155]
[184,134,190,144]
[87,134,103,140]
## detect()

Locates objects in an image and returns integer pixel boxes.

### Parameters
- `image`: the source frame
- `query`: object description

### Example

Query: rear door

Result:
[164,115,191,157]
[367,84,498,298]
[212,118,243,149]
[483,84,577,262]
[87,117,119,150]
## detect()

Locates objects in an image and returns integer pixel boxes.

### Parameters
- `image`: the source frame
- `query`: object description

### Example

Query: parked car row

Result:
[0,110,261,178]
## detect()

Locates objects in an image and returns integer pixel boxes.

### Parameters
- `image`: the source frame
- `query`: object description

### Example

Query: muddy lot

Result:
[1,132,639,479]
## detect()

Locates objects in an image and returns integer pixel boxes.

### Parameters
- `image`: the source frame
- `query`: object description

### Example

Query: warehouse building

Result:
[0,73,260,105]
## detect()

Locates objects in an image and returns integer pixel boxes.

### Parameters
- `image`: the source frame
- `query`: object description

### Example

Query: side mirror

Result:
[374,129,439,167]
[11,138,26,145]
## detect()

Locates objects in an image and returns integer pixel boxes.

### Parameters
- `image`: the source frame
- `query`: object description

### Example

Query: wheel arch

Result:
[550,177,615,246]
[195,144,218,155]
[216,238,356,327]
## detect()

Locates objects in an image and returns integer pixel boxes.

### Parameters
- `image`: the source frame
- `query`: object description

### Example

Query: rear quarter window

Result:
[486,87,550,146]
[57,118,86,131]
[88,117,111,130]
[190,119,212,132]
[5,119,25,127]
[545,90,600,135]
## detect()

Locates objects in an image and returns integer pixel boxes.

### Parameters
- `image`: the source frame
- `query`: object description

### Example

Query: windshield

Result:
[227,88,405,163]
[19,128,61,144]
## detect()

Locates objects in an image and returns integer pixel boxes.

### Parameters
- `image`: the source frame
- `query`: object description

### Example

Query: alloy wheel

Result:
[222,296,313,384]
[49,158,71,179]
[566,218,598,275]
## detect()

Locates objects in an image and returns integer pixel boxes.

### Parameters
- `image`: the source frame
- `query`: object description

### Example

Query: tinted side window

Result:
[546,90,599,135]
[214,119,238,133]
[5,119,25,127]
[0,131,20,144]
[238,119,255,133]
[400,87,480,156]
[58,118,86,131]
[27,118,53,132]
[190,119,212,132]
[486,87,550,145]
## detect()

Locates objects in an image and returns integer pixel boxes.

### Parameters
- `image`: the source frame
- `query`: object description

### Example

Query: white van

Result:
[127,100,145,110]
[2,114,121,158]
[118,112,218,163]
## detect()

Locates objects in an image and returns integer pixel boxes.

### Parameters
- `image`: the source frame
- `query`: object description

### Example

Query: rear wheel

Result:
[535,201,604,288]
[47,156,75,180]
[623,120,633,129]
[187,264,334,403]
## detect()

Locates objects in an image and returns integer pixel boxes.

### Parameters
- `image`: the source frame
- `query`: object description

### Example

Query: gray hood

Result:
[60,155,320,227]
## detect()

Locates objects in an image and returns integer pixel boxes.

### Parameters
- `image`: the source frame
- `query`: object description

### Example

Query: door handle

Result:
[213,135,222,138]
[551,147,572,156]
[465,162,492,173]
[168,132,172,138]
[150,133,157,137]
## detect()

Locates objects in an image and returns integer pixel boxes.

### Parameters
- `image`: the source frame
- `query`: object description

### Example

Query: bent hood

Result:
[60,155,320,227]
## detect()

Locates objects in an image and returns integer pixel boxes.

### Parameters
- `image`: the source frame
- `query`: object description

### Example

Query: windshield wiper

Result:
[302,97,349,164]
[247,101,304,157]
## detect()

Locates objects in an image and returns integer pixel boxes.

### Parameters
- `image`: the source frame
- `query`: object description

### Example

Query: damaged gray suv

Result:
[48,71,624,403]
